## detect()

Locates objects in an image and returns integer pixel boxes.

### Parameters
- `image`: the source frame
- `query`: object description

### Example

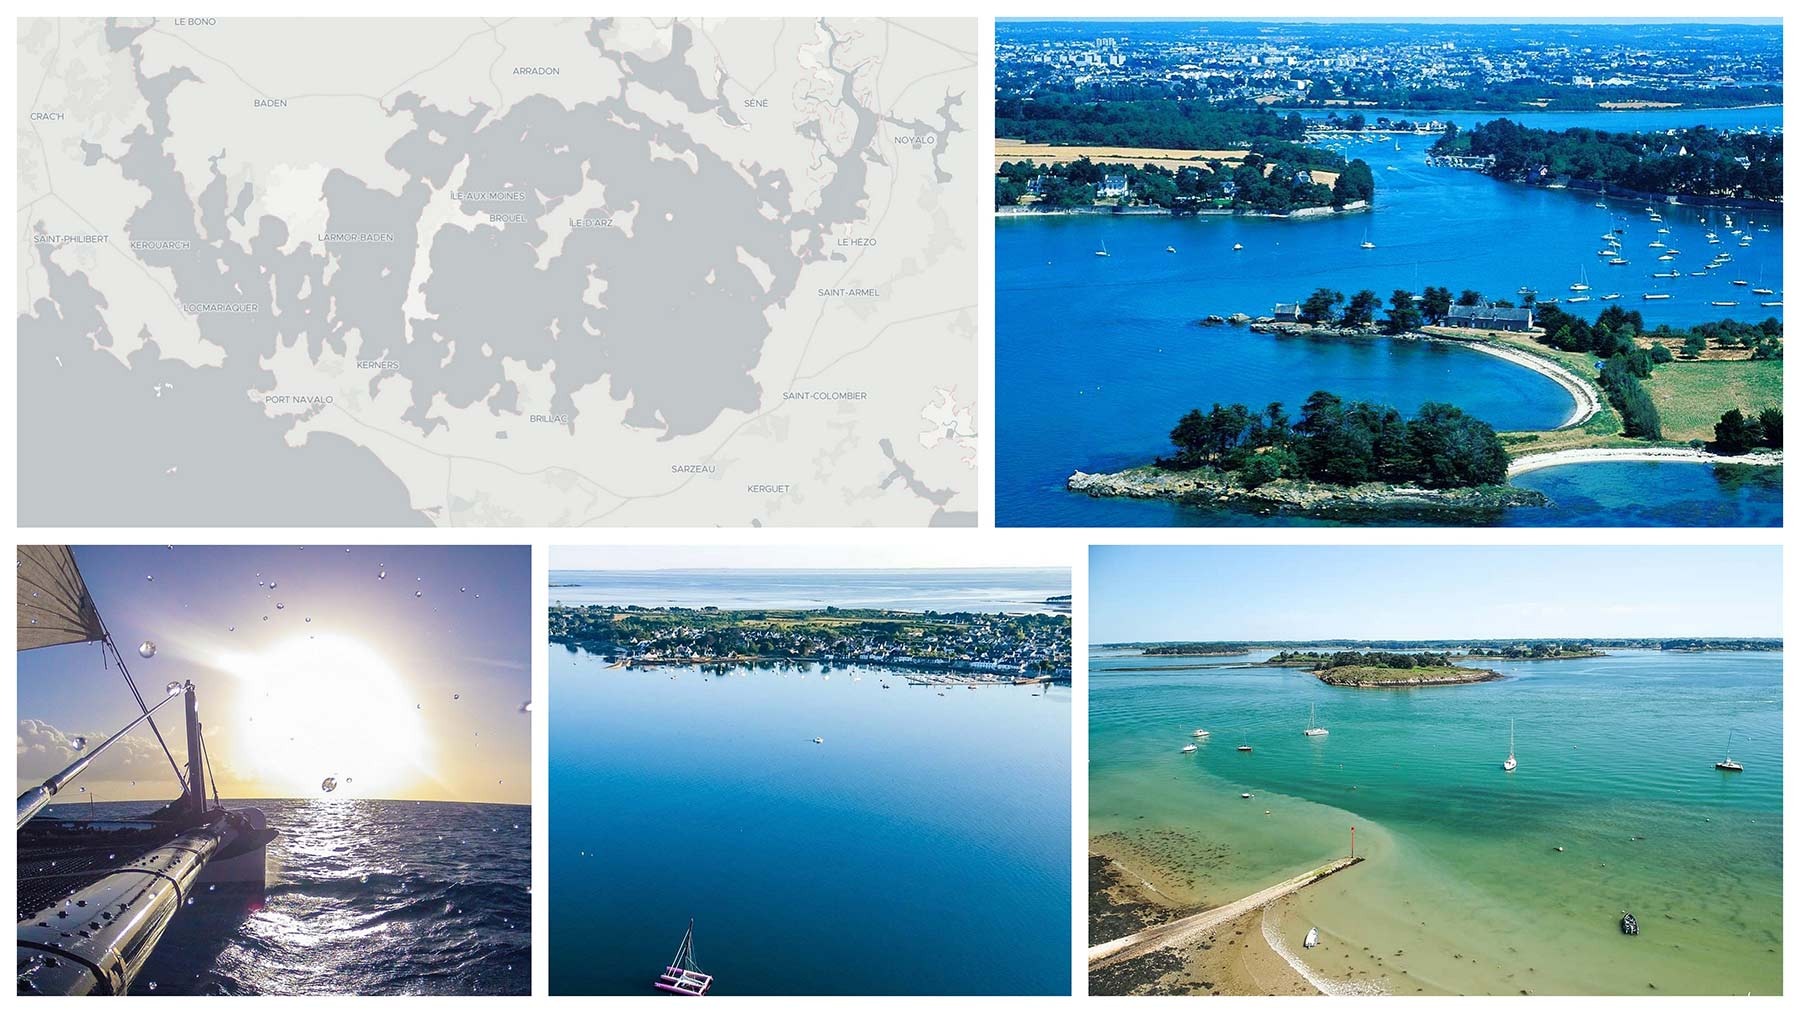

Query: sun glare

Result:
[216,634,431,798]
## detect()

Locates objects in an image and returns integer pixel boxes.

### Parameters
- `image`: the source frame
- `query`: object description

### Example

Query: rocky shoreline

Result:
[1067,465,1546,520]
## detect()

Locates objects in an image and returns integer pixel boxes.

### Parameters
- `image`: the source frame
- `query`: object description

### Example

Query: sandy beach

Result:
[1509,446,1785,476]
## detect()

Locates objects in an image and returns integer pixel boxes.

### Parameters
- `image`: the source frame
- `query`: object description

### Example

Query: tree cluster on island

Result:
[1156,391,1510,490]
[1311,650,1458,670]
[1431,119,1783,202]
[996,153,1374,214]
[1142,643,1250,656]
[1461,643,1603,659]
[995,96,1310,151]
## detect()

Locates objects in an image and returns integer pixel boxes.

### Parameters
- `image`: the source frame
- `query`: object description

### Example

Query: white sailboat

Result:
[1303,703,1328,737]
[1569,266,1591,293]
[1715,731,1743,772]
[1359,228,1375,250]
[1093,239,1111,258]
[1503,720,1518,772]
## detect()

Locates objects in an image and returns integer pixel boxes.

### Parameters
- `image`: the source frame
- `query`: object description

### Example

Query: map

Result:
[18,18,977,526]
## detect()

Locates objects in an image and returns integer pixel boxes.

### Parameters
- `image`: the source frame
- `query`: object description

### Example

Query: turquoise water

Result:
[1090,648,1782,994]
[996,106,1783,527]
[550,651,1072,995]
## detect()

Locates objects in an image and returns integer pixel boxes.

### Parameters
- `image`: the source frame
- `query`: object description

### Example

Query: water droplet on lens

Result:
[275,602,284,610]
[262,616,268,622]
[137,641,157,659]
[71,736,87,750]
[147,982,157,991]
[518,700,532,713]
[269,580,277,589]
[320,776,338,793]
[145,575,153,582]
[452,693,460,700]
[166,681,182,696]
[227,626,235,632]
[415,590,422,598]
[460,587,467,593]
[378,570,387,580]
[305,616,312,623]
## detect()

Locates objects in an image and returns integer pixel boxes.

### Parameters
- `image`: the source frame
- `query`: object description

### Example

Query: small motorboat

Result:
[1232,243,1243,251]
[1303,927,1320,949]
[1240,792,1254,799]
[1166,245,1177,253]
[1181,744,1197,753]
[1236,744,1253,752]
[812,737,824,744]
[1192,728,1211,738]
[1620,912,1639,936]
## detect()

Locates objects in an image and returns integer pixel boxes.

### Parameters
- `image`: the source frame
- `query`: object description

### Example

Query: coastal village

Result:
[550,605,1073,682]
[997,24,1779,108]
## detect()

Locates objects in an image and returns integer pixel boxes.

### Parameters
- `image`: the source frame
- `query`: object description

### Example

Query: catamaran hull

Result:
[16,827,225,995]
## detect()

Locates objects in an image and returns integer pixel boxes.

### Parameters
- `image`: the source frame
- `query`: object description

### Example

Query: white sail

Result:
[17,545,106,651]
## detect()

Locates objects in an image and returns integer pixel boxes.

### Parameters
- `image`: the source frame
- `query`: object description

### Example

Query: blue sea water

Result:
[996,106,1783,527]
[35,798,531,995]
[549,651,1073,996]
[550,567,1073,613]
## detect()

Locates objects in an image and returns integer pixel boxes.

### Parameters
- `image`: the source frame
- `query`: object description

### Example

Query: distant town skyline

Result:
[1090,545,1782,643]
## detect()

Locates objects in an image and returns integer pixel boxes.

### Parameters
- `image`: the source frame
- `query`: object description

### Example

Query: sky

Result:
[1090,545,1783,643]
[550,543,1070,570]
[17,545,530,805]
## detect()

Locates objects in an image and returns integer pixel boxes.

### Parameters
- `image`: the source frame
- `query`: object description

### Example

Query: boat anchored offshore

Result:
[1716,731,1744,772]
[16,546,276,996]
[1620,912,1639,936]
[1302,703,1328,737]
[1503,720,1518,772]
[1094,240,1111,258]
[1181,744,1197,754]
[654,919,714,995]
[1192,728,1211,738]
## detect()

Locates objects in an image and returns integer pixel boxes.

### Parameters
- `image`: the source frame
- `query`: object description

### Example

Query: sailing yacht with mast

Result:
[1715,731,1744,772]
[1569,266,1591,292]
[16,546,276,996]
[1302,703,1328,736]
[653,919,715,995]
[1094,239,1111,257]
[1502,720,1518,772]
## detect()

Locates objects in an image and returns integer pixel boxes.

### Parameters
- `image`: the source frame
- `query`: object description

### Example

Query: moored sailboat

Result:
[1302,703,1328,737]
[1715,731,1744,772]
[653,919,715,995]
[1502,720,1518,772]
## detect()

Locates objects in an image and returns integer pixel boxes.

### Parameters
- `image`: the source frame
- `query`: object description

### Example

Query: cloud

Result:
[16,718,174,786]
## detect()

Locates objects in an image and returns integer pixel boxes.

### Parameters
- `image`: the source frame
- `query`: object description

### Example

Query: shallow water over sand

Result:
[1090,648,1782,995]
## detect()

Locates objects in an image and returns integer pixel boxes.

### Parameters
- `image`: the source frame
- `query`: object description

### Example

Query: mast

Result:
[182,681,206,818]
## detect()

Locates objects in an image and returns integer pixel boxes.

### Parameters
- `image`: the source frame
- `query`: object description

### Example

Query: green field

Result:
[1642,359,1784,442]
